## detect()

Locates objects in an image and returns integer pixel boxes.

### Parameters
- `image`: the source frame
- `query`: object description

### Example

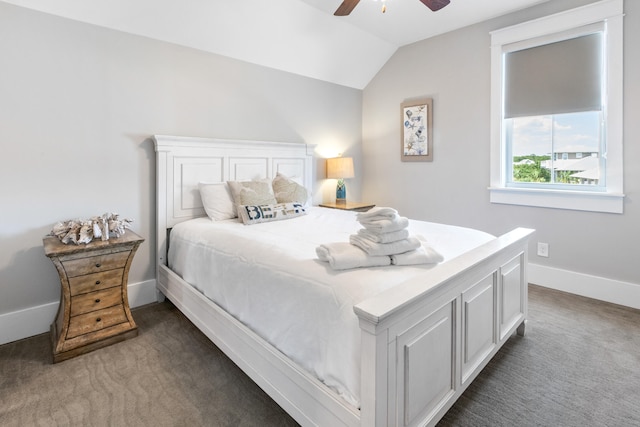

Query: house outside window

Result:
[489,0,624,213]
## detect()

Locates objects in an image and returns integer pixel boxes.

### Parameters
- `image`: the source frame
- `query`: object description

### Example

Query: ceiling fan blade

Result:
[419,0,451,12]
[334,0,361,16]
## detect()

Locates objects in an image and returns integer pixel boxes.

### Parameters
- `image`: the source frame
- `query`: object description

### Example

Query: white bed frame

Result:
[154,135,534,427]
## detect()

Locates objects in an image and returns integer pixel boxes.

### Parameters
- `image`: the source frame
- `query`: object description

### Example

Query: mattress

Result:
[168,207,494,408]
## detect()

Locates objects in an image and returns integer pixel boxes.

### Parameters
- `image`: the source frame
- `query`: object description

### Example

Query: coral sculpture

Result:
[51,213,133,244]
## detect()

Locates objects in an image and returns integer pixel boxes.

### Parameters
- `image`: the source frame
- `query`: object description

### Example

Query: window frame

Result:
[489,0,624,214]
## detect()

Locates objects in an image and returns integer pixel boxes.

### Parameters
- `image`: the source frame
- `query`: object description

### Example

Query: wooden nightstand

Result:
[43,230,144,363]
[319,201,376,212]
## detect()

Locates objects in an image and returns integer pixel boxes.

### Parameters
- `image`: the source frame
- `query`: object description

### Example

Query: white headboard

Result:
[154,135,315,267]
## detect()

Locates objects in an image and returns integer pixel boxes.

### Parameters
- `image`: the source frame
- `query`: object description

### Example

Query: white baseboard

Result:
[4,269,637,346]
[0,279,158,346]
[127,279,158,309]
[0,301,59,347]
[528,263,640,310]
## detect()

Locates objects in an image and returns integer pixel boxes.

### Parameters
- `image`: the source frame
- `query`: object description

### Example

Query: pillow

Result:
[238,203,307,225]
[198,182,236,221]
[227,179,277,206]
[272,172,309,205]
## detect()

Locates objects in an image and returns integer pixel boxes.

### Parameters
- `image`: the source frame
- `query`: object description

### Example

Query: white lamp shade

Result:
[326,157,355,179]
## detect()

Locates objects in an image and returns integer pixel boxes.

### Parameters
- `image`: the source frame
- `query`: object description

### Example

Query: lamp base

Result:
[336,180,346,201]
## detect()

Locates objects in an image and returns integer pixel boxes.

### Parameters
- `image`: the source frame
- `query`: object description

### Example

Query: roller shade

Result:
[504,32,603,119]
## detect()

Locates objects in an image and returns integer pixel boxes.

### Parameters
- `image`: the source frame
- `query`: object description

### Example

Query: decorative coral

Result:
[50,213,133,244]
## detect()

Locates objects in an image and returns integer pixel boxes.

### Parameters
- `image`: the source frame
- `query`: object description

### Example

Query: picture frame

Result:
[401,98,433,162]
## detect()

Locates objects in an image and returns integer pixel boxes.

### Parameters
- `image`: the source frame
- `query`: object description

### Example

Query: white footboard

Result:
[355,228,533,427]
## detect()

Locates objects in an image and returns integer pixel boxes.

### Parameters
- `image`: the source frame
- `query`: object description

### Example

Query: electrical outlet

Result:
[537,242,549,258]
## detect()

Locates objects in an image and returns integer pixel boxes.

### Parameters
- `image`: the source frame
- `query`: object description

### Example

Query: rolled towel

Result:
[359,216,409,234]
[316,242,391,270]
[349,235,421,256]
[356,228,409,244]
[356,206,398,221]
[391,245,444,266]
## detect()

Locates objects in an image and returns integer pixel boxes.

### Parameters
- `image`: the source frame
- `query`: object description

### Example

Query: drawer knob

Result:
[95,263,101,268]
[95,299,101,303]
[96,317,102,322]
[95,280,101,285]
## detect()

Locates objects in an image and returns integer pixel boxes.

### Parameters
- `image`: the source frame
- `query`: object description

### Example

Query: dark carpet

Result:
[1,285,638,426]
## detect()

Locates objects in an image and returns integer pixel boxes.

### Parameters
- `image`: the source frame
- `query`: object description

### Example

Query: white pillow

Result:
[227,179,277,207]
[237,203,307,225]
[272,172,309,205]
[198,182,236,221]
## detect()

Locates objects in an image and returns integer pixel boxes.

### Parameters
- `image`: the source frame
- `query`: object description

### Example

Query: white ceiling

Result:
[2,0,548,89]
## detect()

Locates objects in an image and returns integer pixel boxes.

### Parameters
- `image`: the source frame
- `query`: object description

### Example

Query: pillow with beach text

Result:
[237,203,307,225]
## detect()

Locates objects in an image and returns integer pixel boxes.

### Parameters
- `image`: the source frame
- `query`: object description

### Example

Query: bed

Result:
[154,135,534,427]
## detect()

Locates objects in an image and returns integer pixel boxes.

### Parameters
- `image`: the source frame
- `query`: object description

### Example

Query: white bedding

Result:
[168,207,494,408]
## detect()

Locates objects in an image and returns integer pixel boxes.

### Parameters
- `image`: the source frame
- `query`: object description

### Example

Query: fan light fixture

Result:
[334,0,450,16]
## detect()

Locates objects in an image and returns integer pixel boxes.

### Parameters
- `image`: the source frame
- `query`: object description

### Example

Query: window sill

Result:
[489,187,624,214]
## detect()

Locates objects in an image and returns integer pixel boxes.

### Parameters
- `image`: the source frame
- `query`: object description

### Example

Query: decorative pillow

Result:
[227,179,277,207]
[238,203,307,225]
[198,182,237,220]
[272,172,309,205]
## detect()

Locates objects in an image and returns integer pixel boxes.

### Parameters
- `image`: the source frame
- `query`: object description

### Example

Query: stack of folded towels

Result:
[316,207,443,270]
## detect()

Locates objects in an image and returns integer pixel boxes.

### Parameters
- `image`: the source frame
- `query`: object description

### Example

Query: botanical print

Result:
[403,103,428,156]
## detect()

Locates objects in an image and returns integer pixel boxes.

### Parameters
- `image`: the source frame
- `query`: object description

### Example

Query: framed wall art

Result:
[401,97,433,162]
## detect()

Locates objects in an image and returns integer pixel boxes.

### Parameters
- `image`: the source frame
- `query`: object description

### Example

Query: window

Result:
[489,0,624,213]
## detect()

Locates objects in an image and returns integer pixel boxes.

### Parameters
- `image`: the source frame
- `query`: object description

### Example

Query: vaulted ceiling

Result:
[2,0,548,89]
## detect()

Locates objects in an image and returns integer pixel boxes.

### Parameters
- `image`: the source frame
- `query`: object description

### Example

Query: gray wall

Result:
[362,0,639,286]
[0,3,362,317]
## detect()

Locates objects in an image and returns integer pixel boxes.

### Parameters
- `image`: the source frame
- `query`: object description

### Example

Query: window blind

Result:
[504,32,603,119]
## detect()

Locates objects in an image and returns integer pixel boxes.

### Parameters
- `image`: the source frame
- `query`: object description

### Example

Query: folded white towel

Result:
[349,235,421,256]
[391,245,444,266]
[356,206,398,221]
[358,216,409,233]
[356,228,410,244]
[316,242,391,270]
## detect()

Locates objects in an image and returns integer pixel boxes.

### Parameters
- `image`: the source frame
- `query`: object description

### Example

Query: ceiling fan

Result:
[334,0,450,16]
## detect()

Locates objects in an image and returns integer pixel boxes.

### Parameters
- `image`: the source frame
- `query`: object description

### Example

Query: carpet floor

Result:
[1,285,638,426]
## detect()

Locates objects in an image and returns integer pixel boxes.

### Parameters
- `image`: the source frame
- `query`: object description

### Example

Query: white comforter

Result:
[168,207,494,408]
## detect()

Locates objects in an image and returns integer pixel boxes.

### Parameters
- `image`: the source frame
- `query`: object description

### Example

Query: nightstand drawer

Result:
[70,287,123,317]
[63,251,130,277]
[67,305,128,339]
[69,269,124,296]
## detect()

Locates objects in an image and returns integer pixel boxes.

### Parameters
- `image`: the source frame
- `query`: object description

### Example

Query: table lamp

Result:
[326,156,354,202]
